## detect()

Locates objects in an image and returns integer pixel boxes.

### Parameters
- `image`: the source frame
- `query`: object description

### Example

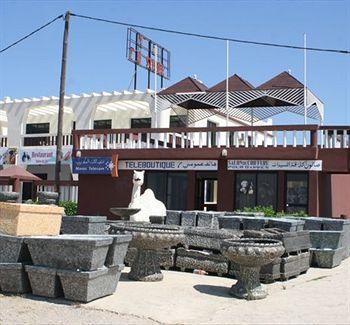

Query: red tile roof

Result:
[257,71,304,90]
[158,76,208,95]
[207,74,255,92]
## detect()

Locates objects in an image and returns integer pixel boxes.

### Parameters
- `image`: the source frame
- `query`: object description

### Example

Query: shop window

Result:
[204,179,218,204]
[235,172,277,210]
[131,118,151,129]
[146,171,187,210]
[207,121,217,147]
[93,119,112,130]
[26,123,50,134]
[170,115,187,128]
[285,172,308,213]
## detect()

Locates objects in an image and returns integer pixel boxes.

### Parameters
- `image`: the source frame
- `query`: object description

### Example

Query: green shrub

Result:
[59,200,77,216]
[235,206,308,218]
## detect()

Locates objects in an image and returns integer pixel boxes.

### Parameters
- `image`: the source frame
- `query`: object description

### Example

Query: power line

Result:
[0,14,63,54]
[71,13,350,55]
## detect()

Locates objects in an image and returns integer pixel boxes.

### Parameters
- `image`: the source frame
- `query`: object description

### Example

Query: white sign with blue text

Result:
[119,160,218,171]
[227,160,322,171]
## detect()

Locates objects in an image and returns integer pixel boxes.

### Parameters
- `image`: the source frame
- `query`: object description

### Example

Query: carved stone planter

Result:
[165,210,182,225]
[218,216,241,230]
[221,238,284,300]
[0,234,31,263]
[0,191,19,203]
[110,223,184,281]
[0,202,64,236]
[197,212,222,229]
[0,263,31,294]
[37,191,59,205]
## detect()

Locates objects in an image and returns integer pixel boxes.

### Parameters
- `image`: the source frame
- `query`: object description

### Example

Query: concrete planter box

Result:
[303,217,324,230]
[165,210,182,225]
[280,254,300,280]
[218,216,241,230]
[0,191,19,203]
[58,265,124,302]
[181,211,198,227]
[322,219,350,259]
[197,212,223,229]
[310,248,344,268]
[241,217,266,230]
[0,202,64,236]
[260,257,281,282]
[309,231,344,249]
[176,248,228,275]
[25,265,62,298]
[184,227,241,251]
[268,218,305,232]
[25,235,113,271]
[149,216,165,224]
[105,234,132,267]
[61,216,107,235]
[233,212,265,217]
[0,263,31,293]
[0,234,31,263]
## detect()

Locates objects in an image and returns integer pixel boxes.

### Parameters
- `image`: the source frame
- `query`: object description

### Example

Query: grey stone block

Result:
[0,234,32,263]
[124,247,175,269]
[218,216,241,230]
[197,212,223,229]
[149,216,165,224]
[241,217,266,230]
[310,248,344,268]
[37,191,59,205]
[184,227,242,251]
[299,251,310,273]
[0,191,19,202]
[309,231,344,249]
[25,235,113,271]
[322,219,350,259]
[58,265,124,302]
[165,210,182,225]
[280,254,300,280]
[61,216,107,235]
[176,248,228,275]
[268,218,305,232]
[0,263,31,293]
[25,265,62,298]
[105,234,132,267]
[303,217,324,231]
[181,211,198,227]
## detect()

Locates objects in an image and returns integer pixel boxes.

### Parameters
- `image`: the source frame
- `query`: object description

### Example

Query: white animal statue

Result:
[129,170,166,222]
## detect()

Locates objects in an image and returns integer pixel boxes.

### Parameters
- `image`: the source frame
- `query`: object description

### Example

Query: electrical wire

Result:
[0,14,63,54]
[71,13,350,55]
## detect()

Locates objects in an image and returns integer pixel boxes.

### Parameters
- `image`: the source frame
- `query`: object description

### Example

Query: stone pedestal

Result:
[128,249,163,281]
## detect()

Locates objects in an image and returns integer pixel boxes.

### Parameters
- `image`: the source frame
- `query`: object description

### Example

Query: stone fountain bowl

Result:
[109,208,141,220]
[109,223,184,250]
[221,238,285,267]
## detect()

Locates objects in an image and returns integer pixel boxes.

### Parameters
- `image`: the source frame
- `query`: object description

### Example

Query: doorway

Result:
[22,173,47,202]
[196,172,218,211]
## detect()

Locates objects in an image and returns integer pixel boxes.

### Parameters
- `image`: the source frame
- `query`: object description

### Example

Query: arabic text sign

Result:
[72,157,113,174]
[19,146,72,165]
[119,160,218,171]
[227,160,322,171]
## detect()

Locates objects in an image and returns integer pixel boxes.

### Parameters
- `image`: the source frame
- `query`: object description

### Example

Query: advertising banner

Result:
[227,160,322,171]
[18,146,72,165]
[0,147,17,165]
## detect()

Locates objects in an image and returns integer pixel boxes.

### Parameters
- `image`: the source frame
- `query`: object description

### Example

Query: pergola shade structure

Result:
[158,72,324,125]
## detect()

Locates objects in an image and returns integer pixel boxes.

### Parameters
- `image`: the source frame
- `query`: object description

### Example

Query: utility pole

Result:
[55,11,70,202]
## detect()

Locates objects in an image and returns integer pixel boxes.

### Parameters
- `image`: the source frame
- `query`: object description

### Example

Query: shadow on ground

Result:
[193,284,233,298]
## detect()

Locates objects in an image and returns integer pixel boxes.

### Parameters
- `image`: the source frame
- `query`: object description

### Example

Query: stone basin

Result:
[221,238,284,300]
[109,223,184,281]
[109,208,141,220]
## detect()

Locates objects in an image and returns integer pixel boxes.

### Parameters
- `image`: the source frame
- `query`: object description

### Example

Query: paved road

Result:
[1,258,350,324]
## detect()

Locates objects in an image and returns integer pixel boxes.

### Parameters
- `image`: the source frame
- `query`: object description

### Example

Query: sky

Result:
[0,0,349,125]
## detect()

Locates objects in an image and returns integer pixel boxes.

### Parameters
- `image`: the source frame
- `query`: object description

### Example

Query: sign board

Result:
[0,147,17,165]
[126,27,170,79]
[227,160,322,171]
[72,158,218,174]
[19,146,72,165]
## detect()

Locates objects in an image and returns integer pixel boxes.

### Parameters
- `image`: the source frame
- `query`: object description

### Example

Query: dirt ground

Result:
[1,258,349,324]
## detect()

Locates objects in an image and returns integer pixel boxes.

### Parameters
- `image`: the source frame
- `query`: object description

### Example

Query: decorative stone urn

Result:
[221,238,285,300]
[110,223,184,281]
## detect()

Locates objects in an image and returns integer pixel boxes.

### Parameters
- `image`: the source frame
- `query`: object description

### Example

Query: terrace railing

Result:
[73,125,349,151]
[21,133,73,147]
[34,180,79,203]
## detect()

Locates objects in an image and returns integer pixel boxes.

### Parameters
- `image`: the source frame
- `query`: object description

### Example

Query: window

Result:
[26,123,50,134]
[146,172,188,210]
[207,121,217,147]
[93,120,112,130]
[170,115,187,128]
[235,172,278,210]
[285,172,308,213]
[204,179,218,204]
[130,118,151,129]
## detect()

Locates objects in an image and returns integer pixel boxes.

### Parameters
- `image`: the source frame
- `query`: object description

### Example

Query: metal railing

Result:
[21,133,72,147]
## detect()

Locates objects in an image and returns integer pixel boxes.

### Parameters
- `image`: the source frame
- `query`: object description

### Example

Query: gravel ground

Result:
[1,258,349,324]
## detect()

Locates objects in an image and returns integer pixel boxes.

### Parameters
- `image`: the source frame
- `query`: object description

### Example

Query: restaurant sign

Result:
[18,146,72,165]
[227,160,322,171]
